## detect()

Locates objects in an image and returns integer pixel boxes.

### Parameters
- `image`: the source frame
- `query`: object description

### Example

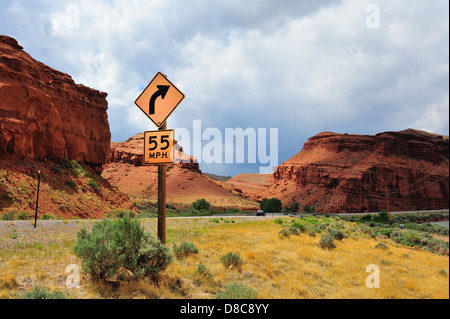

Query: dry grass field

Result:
[0,216,448,299]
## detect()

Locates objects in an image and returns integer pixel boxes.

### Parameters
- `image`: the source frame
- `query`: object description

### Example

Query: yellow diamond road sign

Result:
[135,72,185,128]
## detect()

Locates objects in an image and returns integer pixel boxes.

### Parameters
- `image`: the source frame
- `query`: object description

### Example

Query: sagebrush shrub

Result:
[216,283,258,299]
[328,228,344,241]
[220,252,244,269]
[318,234,336,250]
[173,241,199,259]
[73,215,172,280]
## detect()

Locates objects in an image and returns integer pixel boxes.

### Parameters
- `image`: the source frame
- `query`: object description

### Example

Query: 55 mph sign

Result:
[143,129,175,165]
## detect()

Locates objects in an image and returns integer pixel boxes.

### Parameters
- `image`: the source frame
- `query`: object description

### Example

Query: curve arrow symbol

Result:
[149,85,170,115]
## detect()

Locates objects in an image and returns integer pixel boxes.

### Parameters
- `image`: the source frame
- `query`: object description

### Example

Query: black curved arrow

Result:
[149,85,170,115]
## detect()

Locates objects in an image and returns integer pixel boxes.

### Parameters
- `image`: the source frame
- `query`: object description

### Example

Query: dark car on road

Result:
[256,210,266,216]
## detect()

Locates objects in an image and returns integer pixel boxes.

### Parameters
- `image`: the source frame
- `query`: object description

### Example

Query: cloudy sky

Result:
[1,0,448,176]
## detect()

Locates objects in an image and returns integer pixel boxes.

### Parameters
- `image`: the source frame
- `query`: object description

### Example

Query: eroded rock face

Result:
[0,35,110,168]
[269,129,449,213]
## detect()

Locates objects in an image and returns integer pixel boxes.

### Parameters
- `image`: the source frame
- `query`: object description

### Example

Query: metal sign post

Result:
[135,72,185,245]
[34,170,41,228]
[158,122,167,244]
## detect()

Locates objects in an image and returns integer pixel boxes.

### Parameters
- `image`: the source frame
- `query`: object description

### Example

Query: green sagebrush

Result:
[73,215,172,280]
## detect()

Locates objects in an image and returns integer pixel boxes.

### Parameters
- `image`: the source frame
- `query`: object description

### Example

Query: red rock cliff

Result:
[269,129,449,213]
[0,35,110,167]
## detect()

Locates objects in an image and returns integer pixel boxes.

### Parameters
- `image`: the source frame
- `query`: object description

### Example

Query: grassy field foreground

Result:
[0,216,448,299]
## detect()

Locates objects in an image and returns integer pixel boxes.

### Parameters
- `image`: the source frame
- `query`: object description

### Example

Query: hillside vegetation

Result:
[0,214,448,299]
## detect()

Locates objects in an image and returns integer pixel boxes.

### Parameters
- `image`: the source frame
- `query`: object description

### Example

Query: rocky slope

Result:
[0,35,110,168]
[0,35,134,218]
[265,129,449,213]
[102,133,259,210]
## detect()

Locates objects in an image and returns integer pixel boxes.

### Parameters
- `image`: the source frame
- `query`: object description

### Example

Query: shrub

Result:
[438,269,447,277]
[306,228,316,237]
[65,179,77,189]
[87,178,99,191]
[192,198,211,210]
[375,242,389,250]
[73,215,172,280]
[278,227,299,238]
[360,214,372,222]
[41,214,56,220]
[173,242,199,259]
[216,283,258,299]
[327,228,344,241]
[69,160,85,176]
[20,285,68,299]
[16,211,31,220]
[318,234,336,250]
[373,210,389,223]
[220,252,244,270]
[289,202,300,213]
[260,198,282,213]
[1,212,14,221]
[195,264,213,279]
[303,205,315,214]
[274,218,284,225]
[291,222,306,232]
[114,209,136,219]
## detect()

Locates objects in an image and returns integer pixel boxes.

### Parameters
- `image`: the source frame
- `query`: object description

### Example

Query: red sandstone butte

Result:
[0,35,110,168]
[265,129,449,213]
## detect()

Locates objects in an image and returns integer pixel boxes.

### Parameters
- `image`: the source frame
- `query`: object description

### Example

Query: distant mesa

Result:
[266,129,449,213]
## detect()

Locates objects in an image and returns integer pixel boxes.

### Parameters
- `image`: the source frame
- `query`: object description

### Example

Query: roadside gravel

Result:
[0,220,94,250]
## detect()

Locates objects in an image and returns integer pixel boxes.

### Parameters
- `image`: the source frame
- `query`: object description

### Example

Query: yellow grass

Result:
[0,217,448,299]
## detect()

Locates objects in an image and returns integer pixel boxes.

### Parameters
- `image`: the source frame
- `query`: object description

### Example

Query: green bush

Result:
[327,228,344,241]
[260,198,282,213]
[20,285,68,299]
[289,202,300,213]
[65,179,77,189]
[303,205,315,214]
[360,214,372,222]
[114,209,136,219]
[173,242,199,259]
[216,283,258,299]
[375,242,389,250]
[274,218,284,225]
[318,234,336,250]
[73,215,173,280]
[220,252,244,270]
[41,214,56,220]
[16,211,31,220]
[1,212,14,221]
[373,210,389,223]
[192,198,211,210]
[291,222,306,232]
[87,178,99,191]
[195,264,213,279]
[278,227,300,238]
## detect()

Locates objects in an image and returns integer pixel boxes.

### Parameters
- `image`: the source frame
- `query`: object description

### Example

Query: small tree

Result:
[304,205,315,214]
[260,198,282,213]
[192,198,211,211]
[289,202,300,213]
